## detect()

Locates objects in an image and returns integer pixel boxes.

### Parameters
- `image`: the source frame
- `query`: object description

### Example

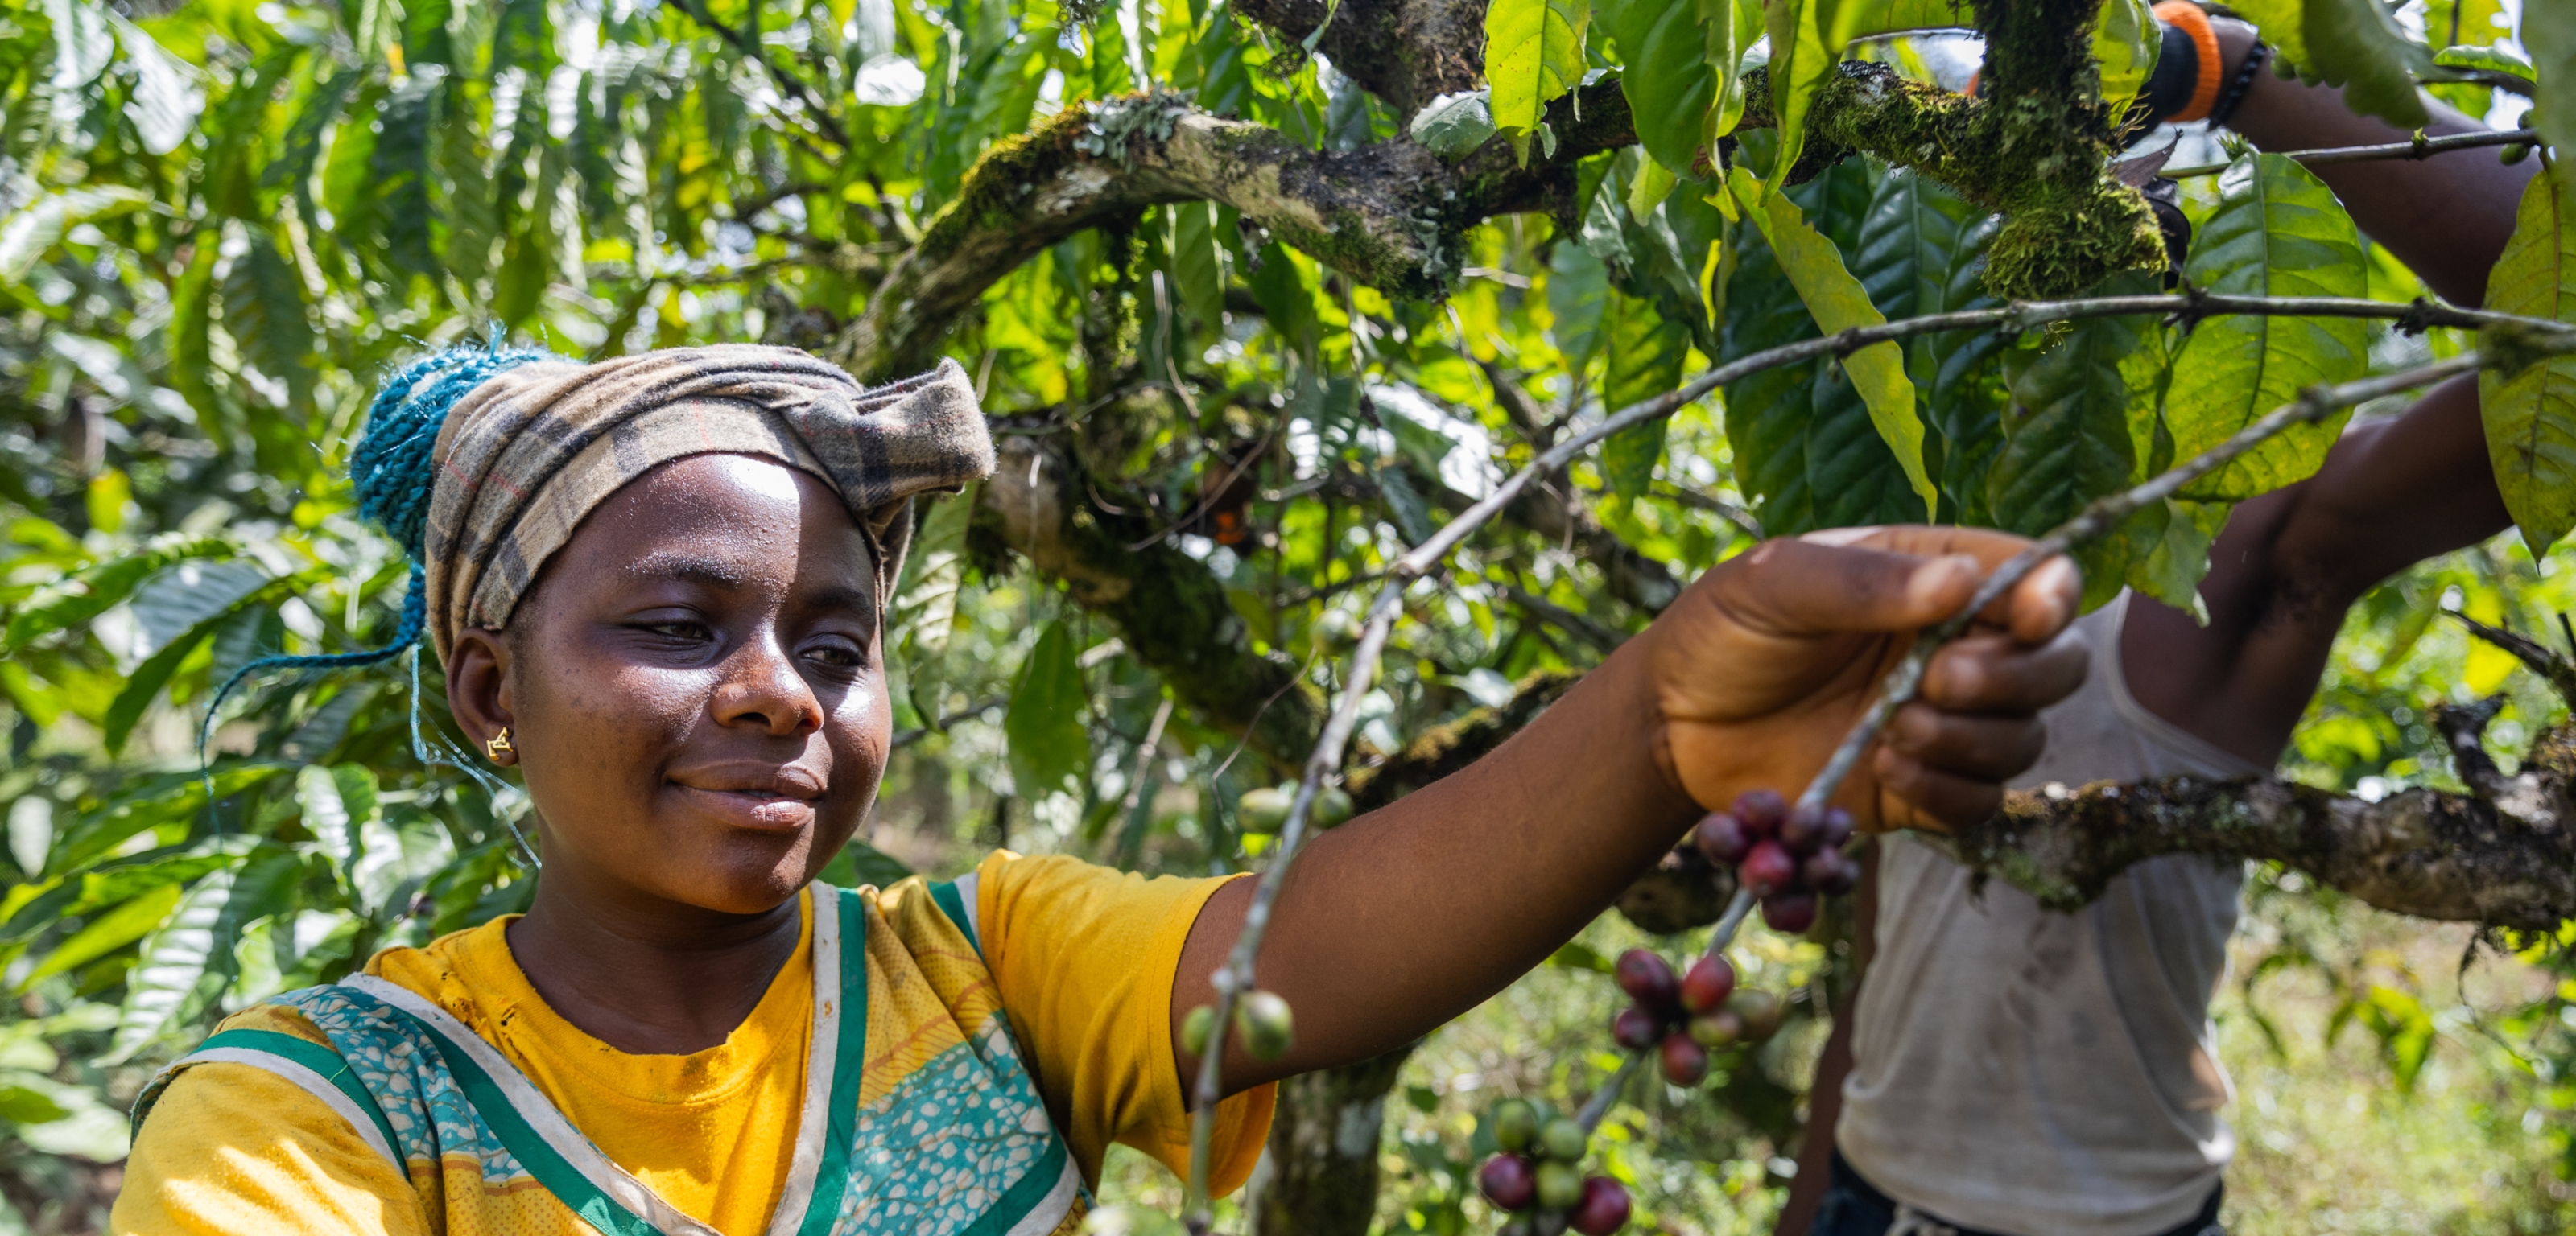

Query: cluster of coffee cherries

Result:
[1608,947,1784,1086]
[1692,789,1857,934]
[1476,1100,1630,1234]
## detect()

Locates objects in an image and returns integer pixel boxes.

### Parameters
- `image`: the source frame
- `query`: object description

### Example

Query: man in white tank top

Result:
[1782,12,2537,1236]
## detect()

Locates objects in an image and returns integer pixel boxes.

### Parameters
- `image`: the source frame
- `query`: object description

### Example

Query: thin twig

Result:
[1175,292,2576,1223]
[887,697,1007,750]
[2164,127,2537,178]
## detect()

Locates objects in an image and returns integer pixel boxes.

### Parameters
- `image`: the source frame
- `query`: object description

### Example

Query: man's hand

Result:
[1648,527,2086,831]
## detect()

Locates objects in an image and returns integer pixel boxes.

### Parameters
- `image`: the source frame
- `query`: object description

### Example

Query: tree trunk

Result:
[1254,1043,1419,1235]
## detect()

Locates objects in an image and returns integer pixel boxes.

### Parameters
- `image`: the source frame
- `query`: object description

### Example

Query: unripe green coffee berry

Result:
[1492,1098,1541,1153]
[1534,1160,1584,1210]
[2502,142,2535,165]
[1180,1004,1216,1057]
[1236,786,1293,834]
[1313,785,1355,828]
[1538,1117,1588,1162]
[1235,989,1294,1061]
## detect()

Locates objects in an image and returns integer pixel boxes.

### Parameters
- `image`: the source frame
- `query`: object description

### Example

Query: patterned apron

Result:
[132,882,1088,1235]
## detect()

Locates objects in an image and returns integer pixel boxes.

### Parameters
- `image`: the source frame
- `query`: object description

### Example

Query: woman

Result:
[114,344,2083,1234]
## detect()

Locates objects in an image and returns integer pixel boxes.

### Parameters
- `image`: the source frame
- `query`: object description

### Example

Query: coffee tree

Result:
[5,0,2576,1228]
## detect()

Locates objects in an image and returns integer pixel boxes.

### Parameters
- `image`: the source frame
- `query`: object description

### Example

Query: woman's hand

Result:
[1647,526,2087,832]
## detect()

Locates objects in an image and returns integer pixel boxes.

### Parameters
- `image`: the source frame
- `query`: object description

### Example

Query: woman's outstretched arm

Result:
[1174,527,2085,1092]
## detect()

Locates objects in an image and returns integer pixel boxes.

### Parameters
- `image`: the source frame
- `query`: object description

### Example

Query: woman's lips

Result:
[671,783,819,832]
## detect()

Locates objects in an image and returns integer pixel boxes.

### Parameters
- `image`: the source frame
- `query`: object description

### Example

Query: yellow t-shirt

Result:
[113,851,1274,1235]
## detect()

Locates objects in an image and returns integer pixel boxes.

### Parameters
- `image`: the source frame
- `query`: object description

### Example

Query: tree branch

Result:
[830,85,1633,381]
[1228,0,1484,114]
[981,434,1325,768]
[1944,770,2576,931]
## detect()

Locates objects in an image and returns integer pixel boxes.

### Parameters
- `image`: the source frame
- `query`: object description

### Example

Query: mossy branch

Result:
[1733,60,2163,299]
[1943,764,2576,931]
[830,85,1633,382]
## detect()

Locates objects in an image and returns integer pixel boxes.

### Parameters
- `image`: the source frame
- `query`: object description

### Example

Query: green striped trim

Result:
[928,878,980,954]
[956,1134,1074,1236]
[796,888,871,1236]
[375,1003,667,1236]
[191,1028,403,1159]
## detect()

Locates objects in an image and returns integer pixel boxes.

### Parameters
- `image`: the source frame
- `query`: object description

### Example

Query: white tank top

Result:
[1836,592,2264,1236]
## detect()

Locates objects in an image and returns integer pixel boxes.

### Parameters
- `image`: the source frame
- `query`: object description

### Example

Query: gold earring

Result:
[485,727,514,760]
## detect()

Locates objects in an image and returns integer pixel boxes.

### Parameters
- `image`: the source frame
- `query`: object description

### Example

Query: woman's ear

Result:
[446,628,518,767]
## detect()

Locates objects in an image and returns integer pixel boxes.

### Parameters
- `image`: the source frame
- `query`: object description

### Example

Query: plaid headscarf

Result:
[419,346,993,664]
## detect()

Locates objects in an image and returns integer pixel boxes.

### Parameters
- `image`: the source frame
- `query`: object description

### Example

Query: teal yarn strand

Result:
[197,343,559,831]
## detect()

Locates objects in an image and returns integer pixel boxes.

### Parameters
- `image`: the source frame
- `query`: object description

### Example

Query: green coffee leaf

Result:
[3,537,231,651]
[1485,0,1591,162]
[1409,90,1499,159]
[1548,241,1613,364]
[2165,154,2368,501]
[1761,0,1835,197]
[1809,360,1935,527]
[1831,0,1977,40]
[2223,0,2309,76]
[1603,291,1691,499]
[1990,309,2142,538]
[1700,0,1752,139]
[2481,172,2576,552]
[107,867,241,1062]
[2529,0,2576,199]
[1005,621,1092,800]
[2128,497,2228,619]
[1721,221,1821,534]
[1600,0,1719,175]
[1854,170,2004,521]
[2301,0,2432,130]
[1728,165,1934,517]
[2092,0,2160,109]
[18,882,180,990]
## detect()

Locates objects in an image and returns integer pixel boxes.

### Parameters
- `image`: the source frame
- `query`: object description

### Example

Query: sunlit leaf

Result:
[1484,0,1591,161]
[2482,172,2576,553]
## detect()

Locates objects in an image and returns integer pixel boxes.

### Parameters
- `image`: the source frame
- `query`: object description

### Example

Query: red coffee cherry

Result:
[1570,1176,1633,1234]
[1738,840,1798,897]
[1693,812,1752,865]
[1678,954,1736,1014]
[1761,891,1819,934]
[1480,1153,1538,1210]
[1613,948,1679,1013]
[1659,1031,1710,1086]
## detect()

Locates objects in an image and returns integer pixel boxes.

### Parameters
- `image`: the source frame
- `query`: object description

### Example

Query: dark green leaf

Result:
[1989,309,2143,538]
[1005,621,1092,800]
[2165,154,2368,501]
[1600,0,1718,175]
[1602,291,1690,499]
[2301,0,2433,129]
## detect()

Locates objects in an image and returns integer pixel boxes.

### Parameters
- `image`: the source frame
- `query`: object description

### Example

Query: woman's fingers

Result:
[1880,702,2050,782]
[1869,747,2005,832]
[1787,526,2081,646]
[1920,627,2091,715]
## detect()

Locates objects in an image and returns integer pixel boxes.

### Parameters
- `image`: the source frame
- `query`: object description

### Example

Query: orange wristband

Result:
[2153,2,2225,122]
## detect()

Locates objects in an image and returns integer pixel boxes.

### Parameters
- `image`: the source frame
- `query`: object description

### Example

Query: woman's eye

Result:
[803,641,865,669]
[639,620,712,642]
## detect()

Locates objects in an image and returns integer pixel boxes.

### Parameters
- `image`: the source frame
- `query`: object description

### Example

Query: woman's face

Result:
[450,453,890,917]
